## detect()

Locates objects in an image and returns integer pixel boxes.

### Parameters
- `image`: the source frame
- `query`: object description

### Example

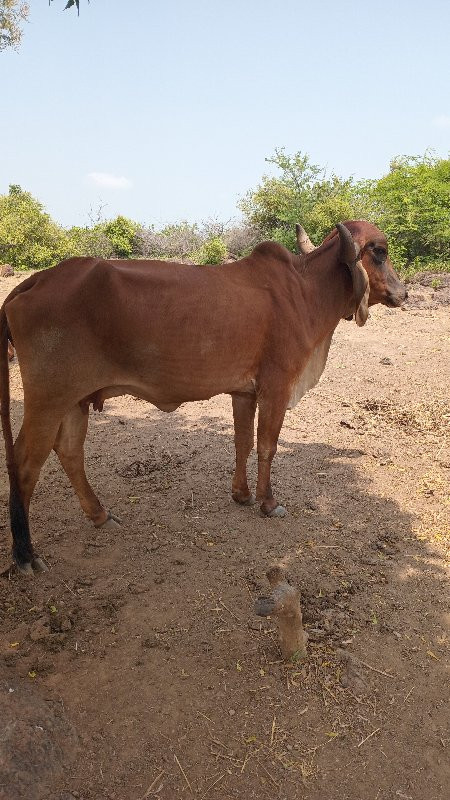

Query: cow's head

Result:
[296,221,407,325]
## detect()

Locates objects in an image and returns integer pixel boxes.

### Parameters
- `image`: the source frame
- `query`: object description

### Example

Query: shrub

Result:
[65,225,115,259]
[193,236,227,265]
[0,184,69,270]
[135,222,202,260]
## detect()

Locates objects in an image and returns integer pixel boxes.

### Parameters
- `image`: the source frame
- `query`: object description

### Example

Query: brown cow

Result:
[0,222,407,574]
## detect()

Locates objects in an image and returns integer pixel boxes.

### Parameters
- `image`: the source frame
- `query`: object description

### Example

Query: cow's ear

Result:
[336,223,369,326]
[353,262,370,326]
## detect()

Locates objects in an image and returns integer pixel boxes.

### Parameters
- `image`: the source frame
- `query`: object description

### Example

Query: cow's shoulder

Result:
[249,241,293,265]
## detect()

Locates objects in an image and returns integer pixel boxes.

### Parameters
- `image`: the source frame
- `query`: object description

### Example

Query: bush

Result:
[193,236,227,265]
[369,153,450,272]
[65,225,115,259]
[135,222,202,260]
[0,185,69,270]
[223,223,260,257]
[103,215,141,258]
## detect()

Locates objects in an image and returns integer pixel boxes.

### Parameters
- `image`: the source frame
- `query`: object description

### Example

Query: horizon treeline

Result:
[1,150,448,277]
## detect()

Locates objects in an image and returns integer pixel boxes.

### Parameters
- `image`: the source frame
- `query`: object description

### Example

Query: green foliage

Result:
[0,184,69,270]
[103,215,141,258]
[193,236,228,265]
[369,153,450,271]
[2,150,448,276]
[240,148,450,275]
[240,149,373,251]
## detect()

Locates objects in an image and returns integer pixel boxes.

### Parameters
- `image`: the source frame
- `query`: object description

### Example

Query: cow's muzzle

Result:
[385,287,408,307]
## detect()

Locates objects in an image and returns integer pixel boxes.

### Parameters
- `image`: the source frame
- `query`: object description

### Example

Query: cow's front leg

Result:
[231,392,257,505]
[256,387,290,517]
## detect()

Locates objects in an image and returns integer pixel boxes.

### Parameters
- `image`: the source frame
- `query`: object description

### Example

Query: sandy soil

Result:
[0,272,449,800]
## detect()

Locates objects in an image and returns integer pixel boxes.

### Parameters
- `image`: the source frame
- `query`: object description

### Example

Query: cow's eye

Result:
[372,246,386,263]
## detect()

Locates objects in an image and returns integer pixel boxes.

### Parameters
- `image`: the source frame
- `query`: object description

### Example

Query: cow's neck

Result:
[298,243,353,342]
[286,245,354,409]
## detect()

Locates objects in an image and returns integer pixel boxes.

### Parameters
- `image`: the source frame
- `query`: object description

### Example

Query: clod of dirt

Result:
[336,649,368,695]
[340,419,355,429]
[255,566,308,660]
[0,666,78,800]
[29,618,52,642]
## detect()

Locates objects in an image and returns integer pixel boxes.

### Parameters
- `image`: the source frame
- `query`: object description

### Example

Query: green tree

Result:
[370,153,450,271]
[103,215,141,259]
[0,184,69,269]
[240,149,372,251]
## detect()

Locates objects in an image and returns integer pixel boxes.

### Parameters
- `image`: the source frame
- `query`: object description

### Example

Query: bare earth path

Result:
[1,273,449,800]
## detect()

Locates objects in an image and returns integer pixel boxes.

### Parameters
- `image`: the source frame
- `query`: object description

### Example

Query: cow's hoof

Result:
[32,557,49,573]
[15,555,49,576]
[232,493,256,506]
[261,504,287,518]
[97,511,122,530]
[16,561,34,576]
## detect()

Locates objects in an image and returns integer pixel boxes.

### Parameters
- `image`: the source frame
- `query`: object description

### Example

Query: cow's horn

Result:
[336,222,360,264]
[295,223,315,255]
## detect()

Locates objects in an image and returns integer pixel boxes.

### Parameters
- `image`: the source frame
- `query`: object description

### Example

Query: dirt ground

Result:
[0,272,449,800]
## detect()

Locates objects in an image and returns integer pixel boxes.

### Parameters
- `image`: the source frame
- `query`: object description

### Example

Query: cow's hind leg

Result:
[53,404,120,530]
[256,388,290,518]
[231,393,257,506]
[11,411,63,573]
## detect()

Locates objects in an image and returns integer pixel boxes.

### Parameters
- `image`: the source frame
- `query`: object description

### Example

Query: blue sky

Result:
[1,0,449,228]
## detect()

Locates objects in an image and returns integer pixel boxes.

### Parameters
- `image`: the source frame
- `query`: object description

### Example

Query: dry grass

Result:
[357,399,450,435]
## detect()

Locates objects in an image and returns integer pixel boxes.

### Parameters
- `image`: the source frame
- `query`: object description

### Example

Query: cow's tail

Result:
[0,301,32,566]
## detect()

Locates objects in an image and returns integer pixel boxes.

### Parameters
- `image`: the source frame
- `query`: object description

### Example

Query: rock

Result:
[380,357,393,365]
[0,264,14,277]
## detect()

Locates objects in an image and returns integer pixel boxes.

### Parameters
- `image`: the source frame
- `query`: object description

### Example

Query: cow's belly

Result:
[83,374,256,414]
